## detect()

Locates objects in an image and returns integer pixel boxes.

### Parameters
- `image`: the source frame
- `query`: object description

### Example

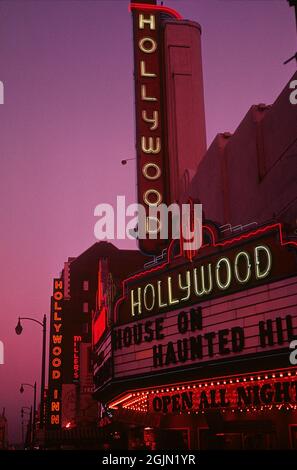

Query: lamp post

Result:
[21,406,32,448]
[15,315,47,429]
[20,383,36,446]
[121,157,136,165]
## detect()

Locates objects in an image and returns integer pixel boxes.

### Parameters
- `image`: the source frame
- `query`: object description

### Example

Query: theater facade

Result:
[92,0,297,451]
[93,222,297,449]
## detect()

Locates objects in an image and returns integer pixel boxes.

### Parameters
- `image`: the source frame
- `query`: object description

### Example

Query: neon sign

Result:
[48,278,64,427]
[129,244,272,318]
[115,223,297,323]
[108,369,297,413]
[150,377,297,413]
[130,2,181,255]
[73,335,82,382]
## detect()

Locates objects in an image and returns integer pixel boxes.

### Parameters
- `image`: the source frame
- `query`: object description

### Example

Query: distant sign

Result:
[48,279,64,427]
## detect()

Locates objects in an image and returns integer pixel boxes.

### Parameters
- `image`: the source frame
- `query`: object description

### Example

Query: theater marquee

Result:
[110,224,297,379]
[149,376,297,413]
[115,223,297,323]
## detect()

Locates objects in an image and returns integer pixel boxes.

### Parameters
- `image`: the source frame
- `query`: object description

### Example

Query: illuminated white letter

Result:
[168,276,179,305]
[193,265,213,296]
[141,136,161,153]
[143,284,155,311]
[142,110,159,130]
[139,14,156,30]
[254,245,272,280]
[140,61,156,77]
[178,271,191,302]
[131,288,142,316]
[234,251,251,284]
[216,257,232,290]
[141,85,157,102]
[139,37,157,54]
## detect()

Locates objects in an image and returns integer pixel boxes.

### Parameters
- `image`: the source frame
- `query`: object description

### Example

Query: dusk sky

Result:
[0,0,296,444]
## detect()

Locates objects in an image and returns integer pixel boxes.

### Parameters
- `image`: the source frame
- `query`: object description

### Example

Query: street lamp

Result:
[15,315,47,429]
[20,382,36,445]
[121,157,136,165]
[21,406,31,416]
[21,406,32,448]
[15,319,23,335]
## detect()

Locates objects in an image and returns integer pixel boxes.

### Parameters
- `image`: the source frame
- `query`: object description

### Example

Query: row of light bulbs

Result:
[128,370,297,398]
[124,404,297,413]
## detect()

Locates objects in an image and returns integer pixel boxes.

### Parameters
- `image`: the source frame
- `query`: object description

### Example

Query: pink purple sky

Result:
[0,0,295,444]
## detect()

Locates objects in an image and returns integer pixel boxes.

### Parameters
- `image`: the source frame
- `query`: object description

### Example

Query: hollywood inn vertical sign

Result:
[47,279,64,428]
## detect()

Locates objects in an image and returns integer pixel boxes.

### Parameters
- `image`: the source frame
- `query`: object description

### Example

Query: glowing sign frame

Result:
[115,222,297,321]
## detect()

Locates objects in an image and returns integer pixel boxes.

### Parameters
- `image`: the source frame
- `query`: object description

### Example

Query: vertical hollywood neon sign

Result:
[48,278,64,427]
[130,2,181,255]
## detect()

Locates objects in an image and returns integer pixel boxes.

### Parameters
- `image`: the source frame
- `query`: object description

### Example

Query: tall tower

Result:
[163,16,206,201]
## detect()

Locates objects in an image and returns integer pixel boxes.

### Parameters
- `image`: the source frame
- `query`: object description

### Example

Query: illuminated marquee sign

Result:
[116,223,297,324]
[48,278,64,427]
[73,335,82,382]
[105,224,297,382]
[149,376,297,413]
[113,283,297,379]
[130,2,181,255]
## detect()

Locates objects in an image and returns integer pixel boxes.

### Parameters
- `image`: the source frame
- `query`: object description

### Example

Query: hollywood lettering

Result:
[132,5,169,254]
[73,335,82,381]
[116,223,297,325]
[113,306,295,369]
[150,379,297,413]
[130,244,272,318]
[49,278,64,426]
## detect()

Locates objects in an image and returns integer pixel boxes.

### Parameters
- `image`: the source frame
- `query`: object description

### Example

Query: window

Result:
[83,302,88,313]
[87,346,92,373]
[83,280,89,291]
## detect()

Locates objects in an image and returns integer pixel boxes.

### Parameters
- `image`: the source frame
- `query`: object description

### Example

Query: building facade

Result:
[187,72,297,230]
[93,222,297,449]
[92,0,297,450]
[45,242,145,448]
